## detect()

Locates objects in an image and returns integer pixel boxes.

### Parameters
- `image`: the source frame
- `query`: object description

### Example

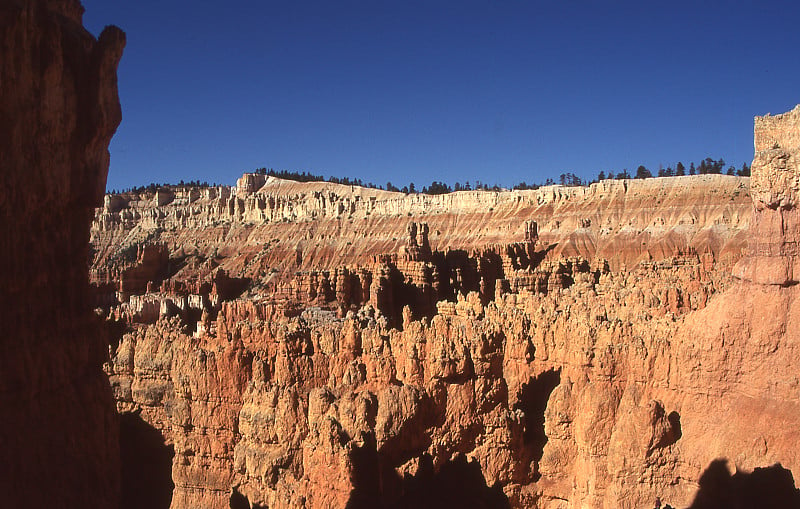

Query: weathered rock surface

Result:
[0,1,124,507]
[94,112,800,507]
[736,105,800,286]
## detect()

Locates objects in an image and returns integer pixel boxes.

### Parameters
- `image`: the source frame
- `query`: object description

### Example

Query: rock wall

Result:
[671,106,800,502]
[753,104,800,154]
[0,1,124,507]
[108,247,745,508]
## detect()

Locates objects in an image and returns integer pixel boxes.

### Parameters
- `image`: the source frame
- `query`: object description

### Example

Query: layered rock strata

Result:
[95,111,800,508]
[0,1,124,507]
[92,173,750,281]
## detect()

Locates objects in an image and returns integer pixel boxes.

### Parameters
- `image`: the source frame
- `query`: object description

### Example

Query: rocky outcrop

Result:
[0,1,124,508]
[669,106,800,504]
[735,105,800,285]
[7,2,797,507]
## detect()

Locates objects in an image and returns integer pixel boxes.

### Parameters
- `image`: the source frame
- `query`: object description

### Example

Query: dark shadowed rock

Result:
[0,1,124,507]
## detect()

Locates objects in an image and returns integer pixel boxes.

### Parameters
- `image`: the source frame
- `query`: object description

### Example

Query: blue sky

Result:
[82,1,800,191]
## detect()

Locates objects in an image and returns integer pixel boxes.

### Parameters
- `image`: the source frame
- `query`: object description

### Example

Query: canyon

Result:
[3,1,800,508]
[90,109,799,508]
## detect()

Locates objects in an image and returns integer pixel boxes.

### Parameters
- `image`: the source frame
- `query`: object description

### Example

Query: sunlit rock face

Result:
[0,1,124,507]
[736,105,800,285]
[94,103,800,507]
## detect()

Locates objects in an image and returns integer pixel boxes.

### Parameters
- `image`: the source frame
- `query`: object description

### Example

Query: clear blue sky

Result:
[82,0,800,191]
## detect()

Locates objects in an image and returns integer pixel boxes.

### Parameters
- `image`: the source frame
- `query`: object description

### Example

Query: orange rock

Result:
[98,108,800,508]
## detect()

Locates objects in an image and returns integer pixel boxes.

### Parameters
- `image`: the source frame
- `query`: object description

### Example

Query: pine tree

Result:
[737,163,751,177]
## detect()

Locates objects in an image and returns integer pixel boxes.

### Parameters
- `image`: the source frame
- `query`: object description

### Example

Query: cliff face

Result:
[0,1,124,507]
[667,106,800,505]
[92,174,749,281]
[93,113,800,508]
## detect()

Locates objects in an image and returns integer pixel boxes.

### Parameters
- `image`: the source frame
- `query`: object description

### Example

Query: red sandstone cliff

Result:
[0,1,124,507]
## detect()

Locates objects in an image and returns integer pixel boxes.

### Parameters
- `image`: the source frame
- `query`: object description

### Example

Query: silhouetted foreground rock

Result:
[120,412,174,509]
[0,1,124,507]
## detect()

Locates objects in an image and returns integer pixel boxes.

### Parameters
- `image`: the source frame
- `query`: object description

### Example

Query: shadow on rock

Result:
[229,487,266,509]
[688,458,800,509]
[120,412,174,509]
[514,369,561,468]
[346,436,509,509]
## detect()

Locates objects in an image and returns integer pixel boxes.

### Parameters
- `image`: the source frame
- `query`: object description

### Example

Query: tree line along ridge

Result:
[107,157,750,196]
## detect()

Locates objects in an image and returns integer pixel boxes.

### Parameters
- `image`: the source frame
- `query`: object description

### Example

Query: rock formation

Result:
[0,1,124,507]
[67,45,797,508]
[5,2,797,508]
[92,173,750,278]
[91,113,800,509]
